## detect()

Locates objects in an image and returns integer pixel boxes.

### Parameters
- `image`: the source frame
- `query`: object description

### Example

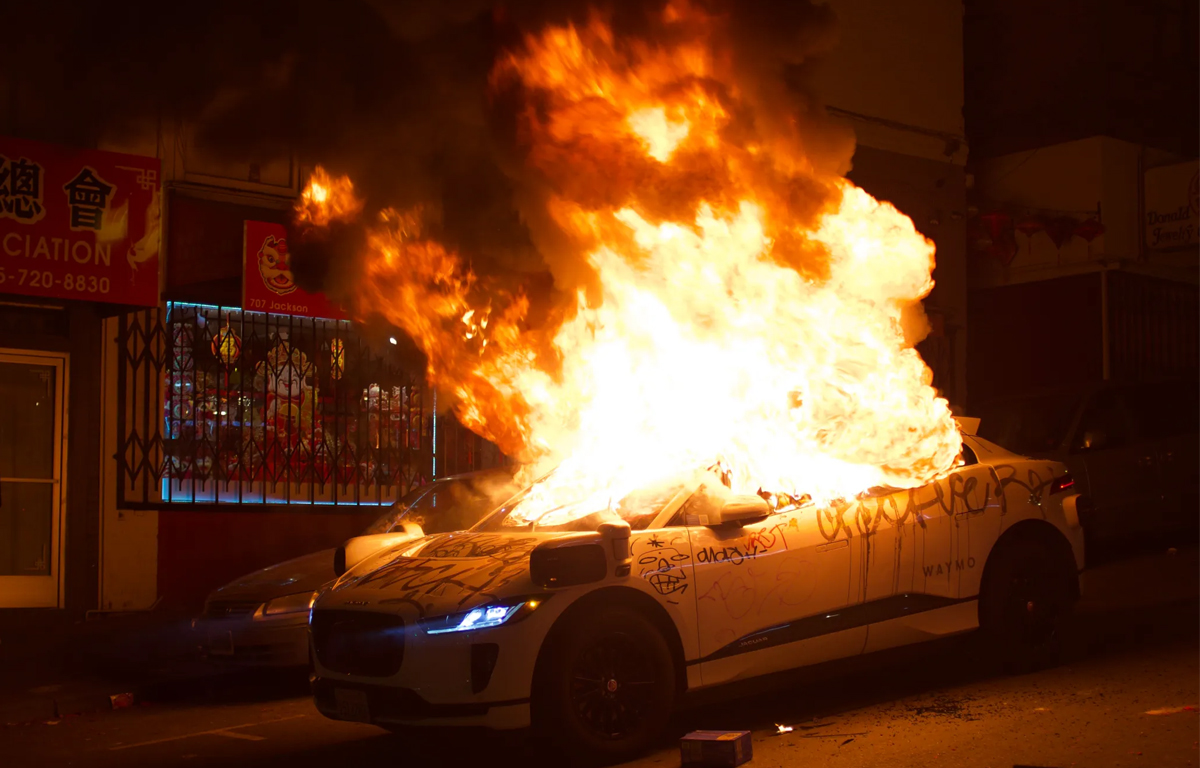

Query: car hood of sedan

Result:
[325,531,558,617]
[211,549,337,603]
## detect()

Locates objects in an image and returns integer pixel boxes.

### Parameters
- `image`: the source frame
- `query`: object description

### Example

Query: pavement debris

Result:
[1144,705,1197,715]
[110,693,135,710]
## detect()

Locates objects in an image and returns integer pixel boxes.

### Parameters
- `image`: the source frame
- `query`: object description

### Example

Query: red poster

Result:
[0,135,161,306]
[242,220,347,320]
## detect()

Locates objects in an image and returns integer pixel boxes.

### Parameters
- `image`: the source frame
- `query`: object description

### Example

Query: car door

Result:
[688,491,859,687]
[950,443,1004,600]
[1125,380,1199,532]
[856,450,996,654]
[1070,386,1159,538]
[859,442,996,605]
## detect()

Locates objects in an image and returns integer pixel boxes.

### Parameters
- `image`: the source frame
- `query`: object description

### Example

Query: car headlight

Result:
[262,591,317,616]
[421,598,545,635]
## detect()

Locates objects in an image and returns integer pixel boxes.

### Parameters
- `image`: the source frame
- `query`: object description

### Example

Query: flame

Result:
[297,167,363,227]
[298,3,961,523]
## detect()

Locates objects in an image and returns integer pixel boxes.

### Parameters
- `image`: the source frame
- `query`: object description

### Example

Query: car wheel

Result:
[980,536,1073,673]
[534,604,675,762]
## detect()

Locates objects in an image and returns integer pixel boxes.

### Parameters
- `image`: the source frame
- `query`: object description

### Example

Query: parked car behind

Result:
[193,469,519,666]
[976,378,1199,549]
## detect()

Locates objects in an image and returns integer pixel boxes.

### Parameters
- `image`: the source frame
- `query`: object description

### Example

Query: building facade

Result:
[0,122,494,623]
[1,0,975,622]
[963,0,1199,405]
[814,0,971,407]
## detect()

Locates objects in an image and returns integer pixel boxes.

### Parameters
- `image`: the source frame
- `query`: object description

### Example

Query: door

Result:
[0,350,67,608]
[856,457,986,606]
[911,474,959,599]
[688,490,858,687]
[1071,386,1159,538]
[950,446,1003,600]
[1124,381,1200,532]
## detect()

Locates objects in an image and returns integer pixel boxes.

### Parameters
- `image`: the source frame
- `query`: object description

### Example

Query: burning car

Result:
[194,469,517,667]
[310,433,1086,758]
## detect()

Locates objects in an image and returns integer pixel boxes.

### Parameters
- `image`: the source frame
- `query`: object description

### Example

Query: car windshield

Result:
[976,390,1082,455]
[363,471,519,536]
[471,473,700,533]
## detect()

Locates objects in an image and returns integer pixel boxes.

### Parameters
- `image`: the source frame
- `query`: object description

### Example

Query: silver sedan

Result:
[192,469,519,667]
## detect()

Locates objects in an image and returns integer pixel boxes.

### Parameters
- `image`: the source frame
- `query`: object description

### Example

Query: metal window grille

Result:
[1108,271,1199,382]
[116,302,496,508]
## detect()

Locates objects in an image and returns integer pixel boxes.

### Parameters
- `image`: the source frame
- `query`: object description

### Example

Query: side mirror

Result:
[711,495,771,528]
[598,520,633,574]
[334,523,424,577]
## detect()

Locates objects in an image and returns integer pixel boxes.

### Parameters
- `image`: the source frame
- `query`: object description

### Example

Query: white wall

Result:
[98,316,159,611]
[975,136,1186,284]
[814,0,966,165]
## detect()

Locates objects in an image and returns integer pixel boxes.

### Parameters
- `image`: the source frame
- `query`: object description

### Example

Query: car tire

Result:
[533,604,676,763]
[979,535,1074,673]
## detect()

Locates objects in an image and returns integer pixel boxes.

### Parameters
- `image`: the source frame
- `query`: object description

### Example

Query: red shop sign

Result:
[242,220,347,320]
[0,135,161,306]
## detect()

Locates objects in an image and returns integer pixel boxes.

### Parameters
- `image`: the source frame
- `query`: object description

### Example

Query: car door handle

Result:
[816,539,848,553]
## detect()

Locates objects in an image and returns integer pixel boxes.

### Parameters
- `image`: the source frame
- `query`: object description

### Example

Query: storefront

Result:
[1,135,499,618]
[0,136,160,617]
[110,190,499,610]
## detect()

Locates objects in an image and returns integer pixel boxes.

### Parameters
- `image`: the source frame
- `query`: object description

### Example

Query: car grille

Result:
[312,679,489,720]
[311,610,405,677]
[205,599,262,618]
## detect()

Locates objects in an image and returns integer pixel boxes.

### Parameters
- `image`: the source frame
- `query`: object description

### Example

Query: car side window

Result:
[1124,381,1200,441]
[1072,389,1131,452]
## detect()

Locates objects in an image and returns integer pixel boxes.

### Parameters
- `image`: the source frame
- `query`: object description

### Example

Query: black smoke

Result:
[3,0,849,306]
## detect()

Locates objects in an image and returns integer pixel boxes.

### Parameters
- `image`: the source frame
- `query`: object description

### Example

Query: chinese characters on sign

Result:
[242,220,347,319]
[0,135,161,306]
[63,169,115,230]
[0,156,46,222]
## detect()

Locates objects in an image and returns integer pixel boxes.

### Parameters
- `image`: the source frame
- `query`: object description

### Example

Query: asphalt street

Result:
[2,549,1196,768]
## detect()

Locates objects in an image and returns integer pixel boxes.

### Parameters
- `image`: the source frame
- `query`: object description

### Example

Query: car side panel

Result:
[629,528,702,663]
[855,488,918,604]
[953,464,1004,599]
[991,458,1086,569]
[696,626,868,688]
[912,479,958,598]
[861,599,979,654]
[689,505,858,688]
[1155,429,1200,531]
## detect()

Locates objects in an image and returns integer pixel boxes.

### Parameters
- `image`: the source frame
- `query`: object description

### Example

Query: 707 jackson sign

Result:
[0,136,161,306]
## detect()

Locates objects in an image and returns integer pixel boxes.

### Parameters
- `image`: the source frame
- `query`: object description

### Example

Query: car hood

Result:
[210,549,337,603]
[324,531,559,618]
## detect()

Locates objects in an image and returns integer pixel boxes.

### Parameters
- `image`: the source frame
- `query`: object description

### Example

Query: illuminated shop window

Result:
[115,303,500,507]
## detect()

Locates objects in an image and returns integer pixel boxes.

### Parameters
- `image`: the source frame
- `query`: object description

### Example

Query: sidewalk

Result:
[0,609,225,725]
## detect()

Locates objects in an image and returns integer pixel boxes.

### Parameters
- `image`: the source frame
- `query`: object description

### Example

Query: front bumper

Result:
[310,595,571,730]
[312,677,530,729]
[193,614,310,667]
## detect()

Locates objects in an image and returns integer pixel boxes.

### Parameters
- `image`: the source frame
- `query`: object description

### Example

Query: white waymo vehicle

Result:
[310,434,1086,758]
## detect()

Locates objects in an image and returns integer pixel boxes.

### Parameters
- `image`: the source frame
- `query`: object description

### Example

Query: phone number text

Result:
[0,267,111,294]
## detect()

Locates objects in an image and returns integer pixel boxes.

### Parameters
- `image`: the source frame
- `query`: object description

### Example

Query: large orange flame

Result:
[298,3,961,522]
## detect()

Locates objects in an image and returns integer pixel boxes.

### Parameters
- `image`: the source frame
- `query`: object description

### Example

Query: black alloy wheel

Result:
[535,604,675,762]
[569,629,659,740]
[980,535,1074,673]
